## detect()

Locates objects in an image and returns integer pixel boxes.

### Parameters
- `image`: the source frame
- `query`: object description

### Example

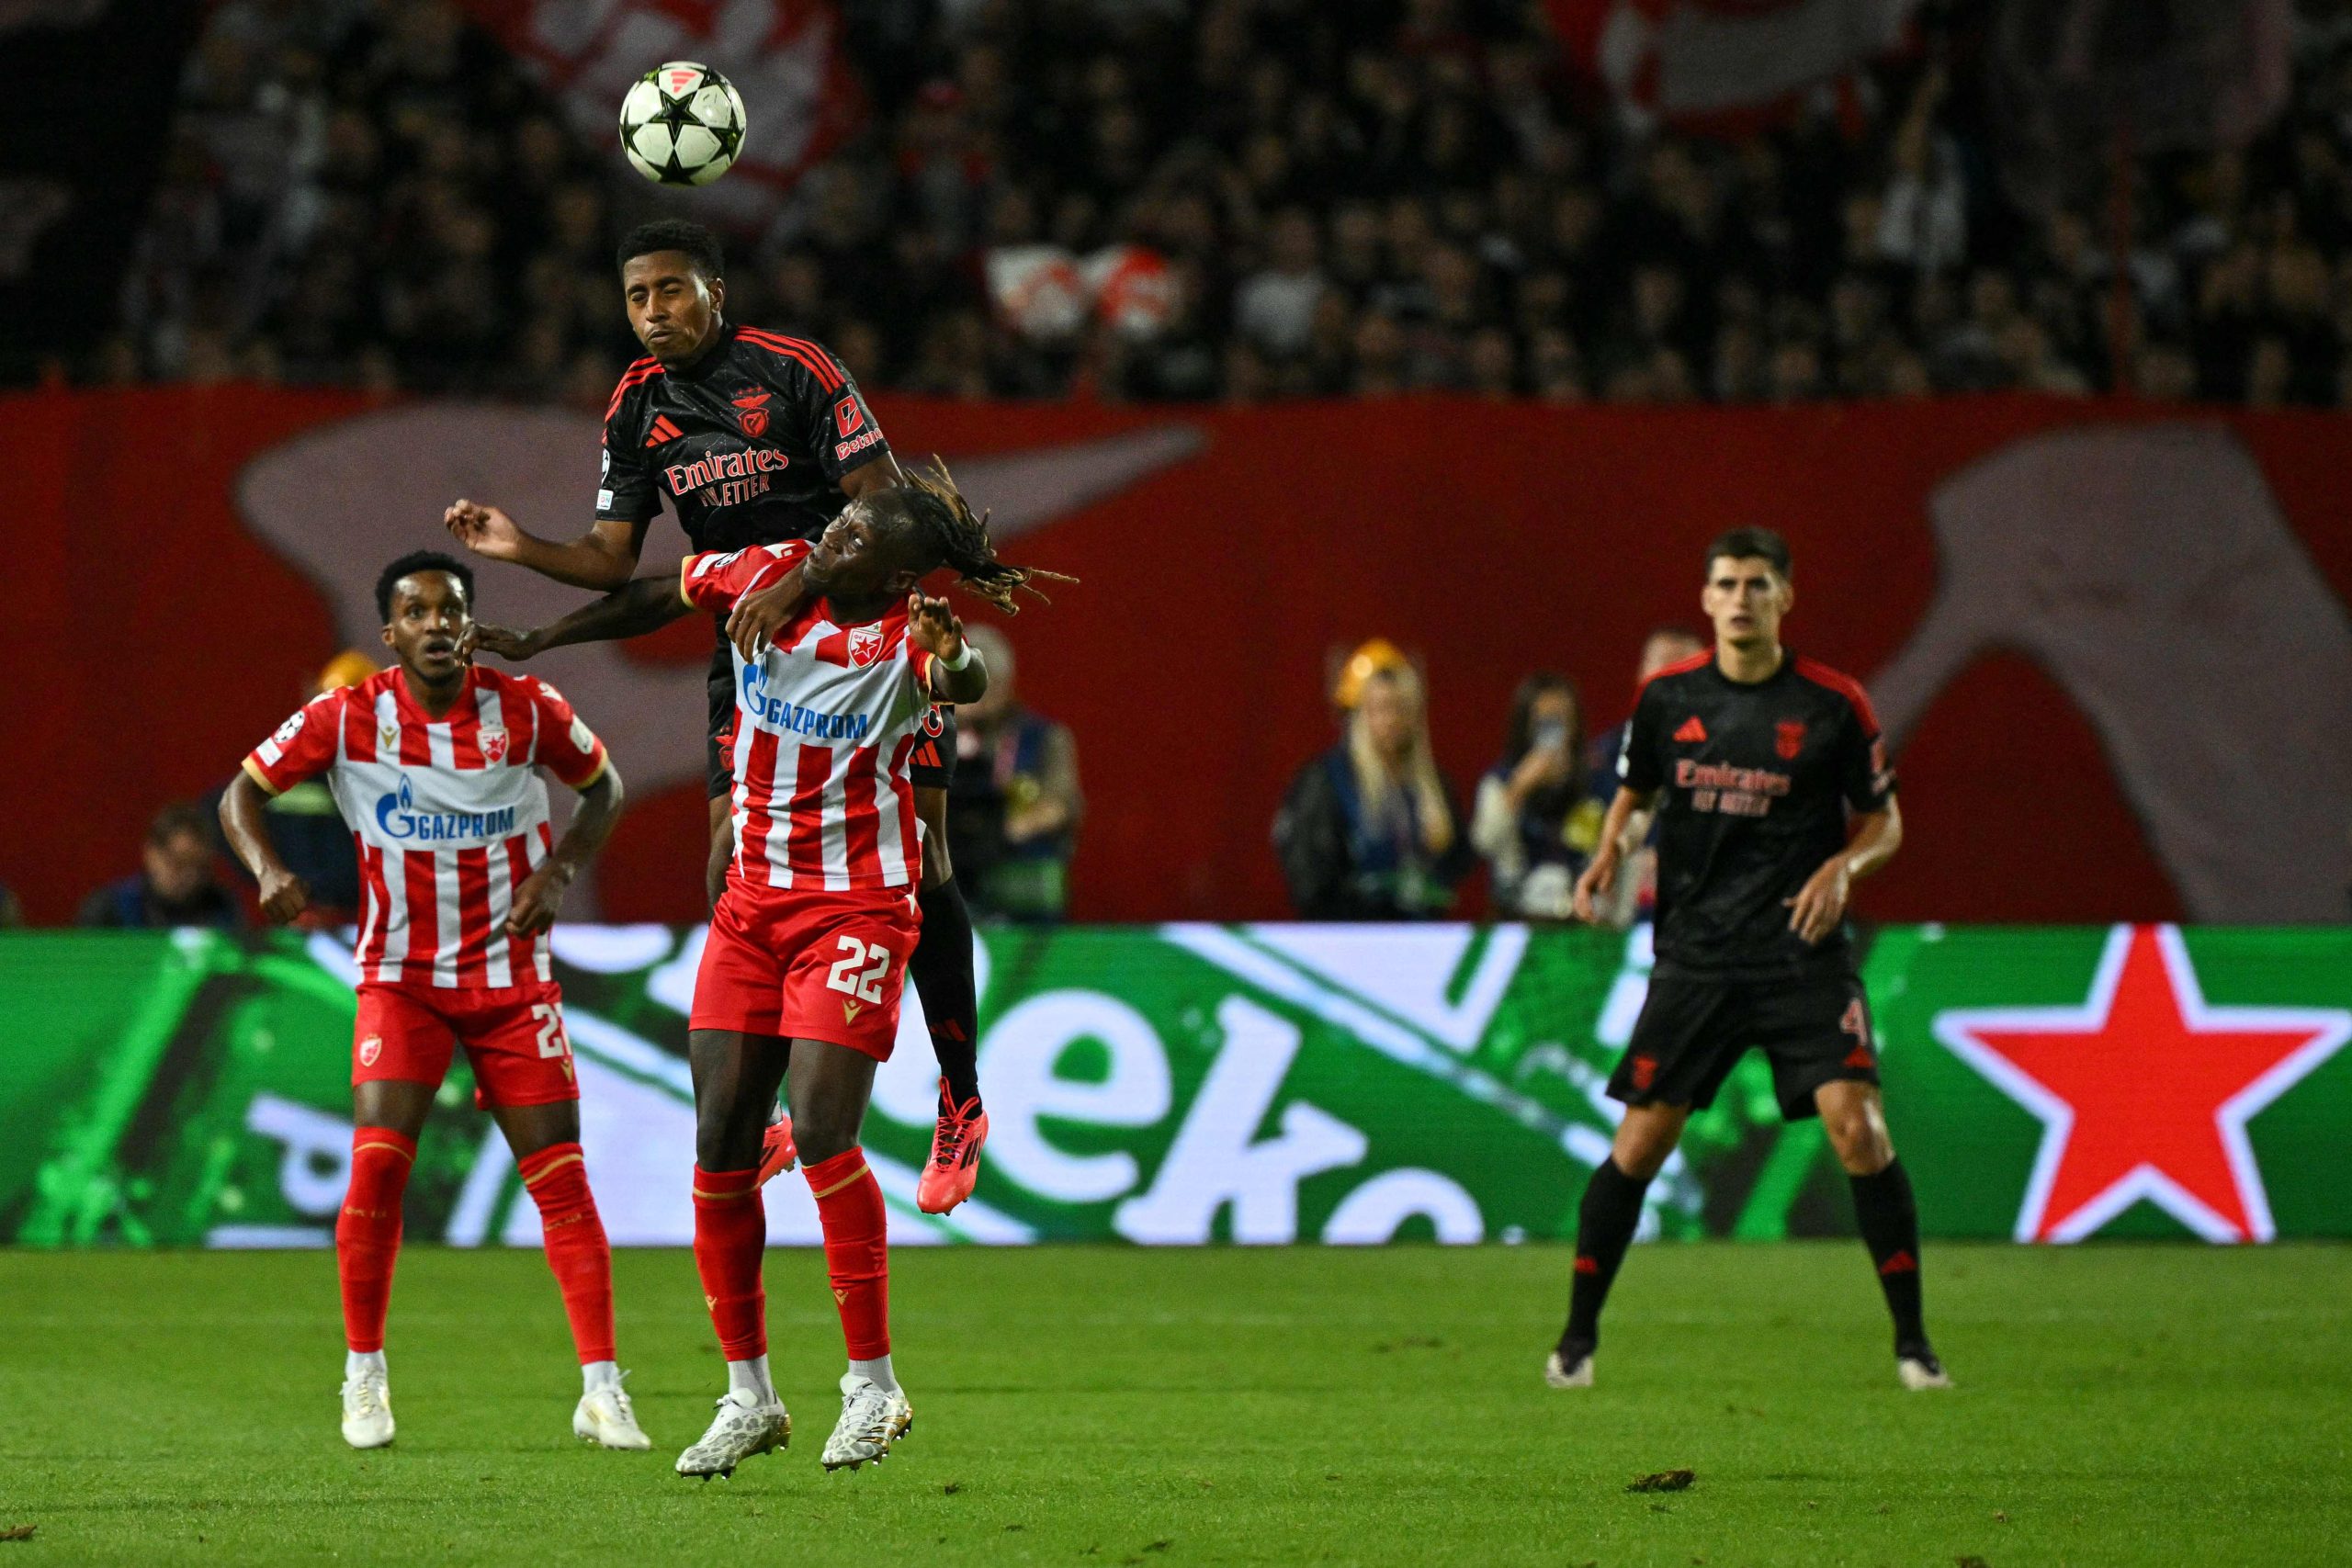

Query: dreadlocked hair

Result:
[896,457,1075,615]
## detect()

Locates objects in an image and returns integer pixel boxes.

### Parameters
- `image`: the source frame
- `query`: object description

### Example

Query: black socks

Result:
[1849,1156,1928,1351]
[910,876,980,1107]
[1561,1157,1651,1352]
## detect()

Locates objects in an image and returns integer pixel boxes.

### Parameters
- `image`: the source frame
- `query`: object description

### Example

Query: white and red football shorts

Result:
[691,882,921,1058]
[353,980,579,1109]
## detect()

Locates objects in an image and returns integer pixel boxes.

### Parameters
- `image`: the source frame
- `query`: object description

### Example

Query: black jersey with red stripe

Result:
[595,323,891,556]
[1617,650,1896,979]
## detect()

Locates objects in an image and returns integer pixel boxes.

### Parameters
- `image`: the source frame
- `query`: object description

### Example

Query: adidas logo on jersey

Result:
[645,415,684,446]
[1674,716,1708,743]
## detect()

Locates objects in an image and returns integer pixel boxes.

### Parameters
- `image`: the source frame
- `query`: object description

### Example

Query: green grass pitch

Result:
[2,1243,2346,1566]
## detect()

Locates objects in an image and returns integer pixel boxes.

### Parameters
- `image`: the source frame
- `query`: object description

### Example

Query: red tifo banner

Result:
[2,385,2349,927]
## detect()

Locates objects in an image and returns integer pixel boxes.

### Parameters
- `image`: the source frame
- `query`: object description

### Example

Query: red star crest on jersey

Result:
[478,725,509,765]
[732,389,772,437]
[847,625,885,667]
[1936,925,2349,1243]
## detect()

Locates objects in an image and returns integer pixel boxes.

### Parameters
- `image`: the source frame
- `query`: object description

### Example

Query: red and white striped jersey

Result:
[681,541,937,895]
[242,667,608,988]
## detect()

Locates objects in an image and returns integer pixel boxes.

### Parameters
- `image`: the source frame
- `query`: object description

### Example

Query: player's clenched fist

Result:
[444,499,524,560]
[506,863,573,936]
[257,867,311,925]
[907,592,964,658]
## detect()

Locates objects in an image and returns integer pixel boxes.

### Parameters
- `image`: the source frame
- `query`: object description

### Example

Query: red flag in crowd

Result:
[1547,0,1917,130]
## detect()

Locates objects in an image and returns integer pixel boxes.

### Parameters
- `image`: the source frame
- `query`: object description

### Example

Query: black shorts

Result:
[1608,970,1880,1122]
[705,657,957,798]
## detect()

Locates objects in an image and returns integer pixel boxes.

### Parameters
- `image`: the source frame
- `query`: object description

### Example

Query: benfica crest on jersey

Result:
[1776,718,1807,760]
[479,725,509,765]
[848,626,886,667]
[732,389,772,436]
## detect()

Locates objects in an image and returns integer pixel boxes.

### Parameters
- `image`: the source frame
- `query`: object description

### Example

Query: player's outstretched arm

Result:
[1573,786,1657,924]
[220,773,310,924]
[910,592,989,705]
[445,502,649,592]
[1786,799,1901,945]
[508,765,627,936]
[464,574,695,662]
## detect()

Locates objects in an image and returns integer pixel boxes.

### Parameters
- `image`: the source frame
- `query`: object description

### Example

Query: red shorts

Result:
[690,882,921,1059]
[353,981,579,1110]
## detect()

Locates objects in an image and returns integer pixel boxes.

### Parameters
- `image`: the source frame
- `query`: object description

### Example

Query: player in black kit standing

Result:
[443,220,989,1214]
[1554,527,1949,1392]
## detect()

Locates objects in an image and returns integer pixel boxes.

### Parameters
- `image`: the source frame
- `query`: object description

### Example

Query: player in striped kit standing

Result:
[220,550,645,1452]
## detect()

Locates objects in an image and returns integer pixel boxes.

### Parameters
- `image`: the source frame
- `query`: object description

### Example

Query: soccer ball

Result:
[618,62,747,186]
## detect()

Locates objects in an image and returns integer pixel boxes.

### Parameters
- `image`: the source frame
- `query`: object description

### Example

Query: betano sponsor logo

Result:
[373,775,517,842]
[740,662,872,741]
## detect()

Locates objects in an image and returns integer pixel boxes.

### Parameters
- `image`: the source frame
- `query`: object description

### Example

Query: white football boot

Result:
[340,1369,395,1449]
[821,1373,911,1472]
[1543,1347,1594,1389]
[675,1388,788,1479]
[574,1374,653,1450]
[1897,1349,1953,1390]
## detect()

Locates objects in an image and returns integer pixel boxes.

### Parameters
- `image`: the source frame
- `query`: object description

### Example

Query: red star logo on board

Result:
[1936,925,2349,1243]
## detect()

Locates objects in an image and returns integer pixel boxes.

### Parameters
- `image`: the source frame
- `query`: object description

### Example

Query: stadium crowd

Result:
[109,0,2352,407]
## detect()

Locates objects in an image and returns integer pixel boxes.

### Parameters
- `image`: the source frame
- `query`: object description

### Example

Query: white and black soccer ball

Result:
[618,62,748,186]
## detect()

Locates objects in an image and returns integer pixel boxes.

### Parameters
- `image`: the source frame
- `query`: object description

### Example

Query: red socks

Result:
[519,1142,616,1365]
[805,1147,890,1359]
[692,1166,767,1359]
[337,1127,415,1354]
[693,1150,890,1363]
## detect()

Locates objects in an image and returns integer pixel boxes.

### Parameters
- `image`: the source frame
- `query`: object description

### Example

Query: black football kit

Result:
[1608,650,1897,1121]
[595,322,955,795]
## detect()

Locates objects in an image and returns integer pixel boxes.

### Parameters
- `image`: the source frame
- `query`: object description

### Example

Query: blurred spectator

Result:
[1587,626,1706,796]
[211,649,375,924]
[107,0,2352,410]
[1274,664,1469,920]
[944,626,1084,921]
[1584,626,1704,926]
[0,884,21,929]
[1472,673,1604,920]
[79,803,246,931]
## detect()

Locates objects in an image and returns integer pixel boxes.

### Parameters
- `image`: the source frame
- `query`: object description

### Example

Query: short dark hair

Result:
[616,219,724,279]
[148,800,210,849]
[375,550,474,621]
[1703,526,1792,580]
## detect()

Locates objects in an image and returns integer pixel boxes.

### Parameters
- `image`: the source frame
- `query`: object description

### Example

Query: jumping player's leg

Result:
[787,1036,912,1470]
[909,781,988,1213]
[690,1028,792,1397]
[675,1025,795,1478]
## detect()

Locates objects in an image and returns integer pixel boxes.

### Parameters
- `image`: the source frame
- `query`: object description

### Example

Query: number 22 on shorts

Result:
[824,935,891,1007]
[531,1001,576,1082]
